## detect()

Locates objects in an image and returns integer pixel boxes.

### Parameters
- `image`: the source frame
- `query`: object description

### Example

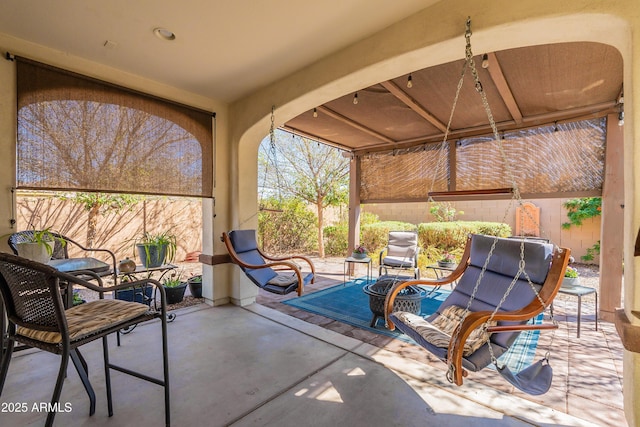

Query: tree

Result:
[258,130,349,257]
[60,192,140,247]
[17,100,203,194]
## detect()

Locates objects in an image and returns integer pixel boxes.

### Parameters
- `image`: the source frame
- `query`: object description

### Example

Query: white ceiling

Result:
[0,0,437,102]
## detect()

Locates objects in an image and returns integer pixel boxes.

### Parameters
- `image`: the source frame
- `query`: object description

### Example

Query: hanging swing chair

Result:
[384,18,571,395]
[222,229,315,296]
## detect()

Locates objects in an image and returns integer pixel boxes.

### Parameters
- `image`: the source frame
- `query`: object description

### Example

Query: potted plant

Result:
[135,231,177,268]
[114,275,153,304]
[438,252,456,268]
[13,228,66,264]
[562,266,580,288]
[163,271,187,305]
[351,245,368,259]
[187,274,203,298]
[72,289,86,306]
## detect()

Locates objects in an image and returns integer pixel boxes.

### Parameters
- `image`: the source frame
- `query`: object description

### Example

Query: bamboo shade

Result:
[16,58,214,197]
[360,118,605,202]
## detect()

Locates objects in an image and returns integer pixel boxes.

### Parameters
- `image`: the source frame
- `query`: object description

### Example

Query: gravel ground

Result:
[74,260,204,310]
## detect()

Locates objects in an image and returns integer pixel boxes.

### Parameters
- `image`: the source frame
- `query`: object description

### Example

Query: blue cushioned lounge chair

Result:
[222,230,315,296]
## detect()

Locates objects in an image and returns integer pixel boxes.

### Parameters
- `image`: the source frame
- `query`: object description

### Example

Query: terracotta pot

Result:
[119,257,137,273]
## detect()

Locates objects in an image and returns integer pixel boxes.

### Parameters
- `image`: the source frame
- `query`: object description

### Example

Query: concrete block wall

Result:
[363,198,601,263]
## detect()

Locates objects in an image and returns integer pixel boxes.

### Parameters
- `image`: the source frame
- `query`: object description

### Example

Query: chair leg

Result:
[70,349,96,416]
[102,336,114,417]
[0,338,14,394]
[577,295,582,338]
[594,291,599,332]
[45,350,70,427]
[160,315,171,427]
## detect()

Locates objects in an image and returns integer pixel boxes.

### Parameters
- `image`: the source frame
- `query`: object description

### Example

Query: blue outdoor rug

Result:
[284,278,541,373]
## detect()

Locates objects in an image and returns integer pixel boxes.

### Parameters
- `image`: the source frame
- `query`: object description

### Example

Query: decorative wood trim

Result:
[198,253,231,266]
[428,188,513,199]
[615,309,640,353]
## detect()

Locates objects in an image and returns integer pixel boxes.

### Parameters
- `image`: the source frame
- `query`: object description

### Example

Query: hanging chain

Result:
[267,106,284,206]
[270,105,276,149]
[445,18,554,381]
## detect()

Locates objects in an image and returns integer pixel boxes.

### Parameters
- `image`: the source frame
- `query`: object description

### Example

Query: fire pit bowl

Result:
[363,275,425,328]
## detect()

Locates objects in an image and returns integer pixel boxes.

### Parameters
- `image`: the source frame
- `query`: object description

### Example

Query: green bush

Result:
[361,221,417,256]
[258,197,317,254]
[323,218,416,257]
[323,223,349,256]
[417,221,511,252]
[415,221,510,275]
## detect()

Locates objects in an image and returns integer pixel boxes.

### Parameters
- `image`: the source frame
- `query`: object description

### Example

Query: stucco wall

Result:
[14,195,203,264]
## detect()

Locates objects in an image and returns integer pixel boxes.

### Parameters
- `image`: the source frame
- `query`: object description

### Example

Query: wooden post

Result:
[348,154,361,276]
[599,114,625,322]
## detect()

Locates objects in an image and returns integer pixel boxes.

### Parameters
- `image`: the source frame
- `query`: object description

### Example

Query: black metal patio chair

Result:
[0,252,171,427]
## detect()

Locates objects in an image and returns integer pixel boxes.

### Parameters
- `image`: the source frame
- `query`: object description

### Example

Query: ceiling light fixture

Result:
[618,111,624,126]
[353,92,358,105]
[313,108,318,118]
[407,73,413,88]
[481,53,489,69]
[153,27,176,41]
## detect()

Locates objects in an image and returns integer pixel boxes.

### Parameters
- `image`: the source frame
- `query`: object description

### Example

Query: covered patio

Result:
[1,262,619,426]
[1,1,639,426]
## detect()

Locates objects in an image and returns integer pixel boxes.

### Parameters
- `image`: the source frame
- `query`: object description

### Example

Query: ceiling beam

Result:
[354,101,616,154]
[379,80,448,133]
[316,105,395,144]
[485,52,523,125]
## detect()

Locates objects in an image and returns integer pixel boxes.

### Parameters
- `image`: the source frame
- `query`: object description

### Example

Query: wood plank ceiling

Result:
[283,42,623,154]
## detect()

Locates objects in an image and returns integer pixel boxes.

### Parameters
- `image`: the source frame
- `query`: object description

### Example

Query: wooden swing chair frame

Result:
[384,235,570,386]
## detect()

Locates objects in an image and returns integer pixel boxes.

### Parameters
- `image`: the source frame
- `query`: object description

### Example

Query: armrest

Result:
[383,277,448,330]
[64,236,118,282]
[257,249,315,289]
[379,246,389,264]
[60,270,166,310]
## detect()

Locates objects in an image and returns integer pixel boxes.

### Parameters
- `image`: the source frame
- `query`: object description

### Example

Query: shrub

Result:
[323,223,349,256]
[258,197,317,254]
[361,221,416,256]
[562,197,601,263]
[417,221,511,252]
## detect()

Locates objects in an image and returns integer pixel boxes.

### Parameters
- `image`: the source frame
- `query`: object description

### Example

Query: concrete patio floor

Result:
[257,257,625,427]
[0,258,624,427]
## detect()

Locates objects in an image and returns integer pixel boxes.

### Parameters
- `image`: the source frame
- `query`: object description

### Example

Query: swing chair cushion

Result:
[267,272,298,287]
[390,234,555,372]
[393,305,497,356]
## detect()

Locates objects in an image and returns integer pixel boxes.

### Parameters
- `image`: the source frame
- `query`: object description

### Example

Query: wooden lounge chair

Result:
[222,229,315,296]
